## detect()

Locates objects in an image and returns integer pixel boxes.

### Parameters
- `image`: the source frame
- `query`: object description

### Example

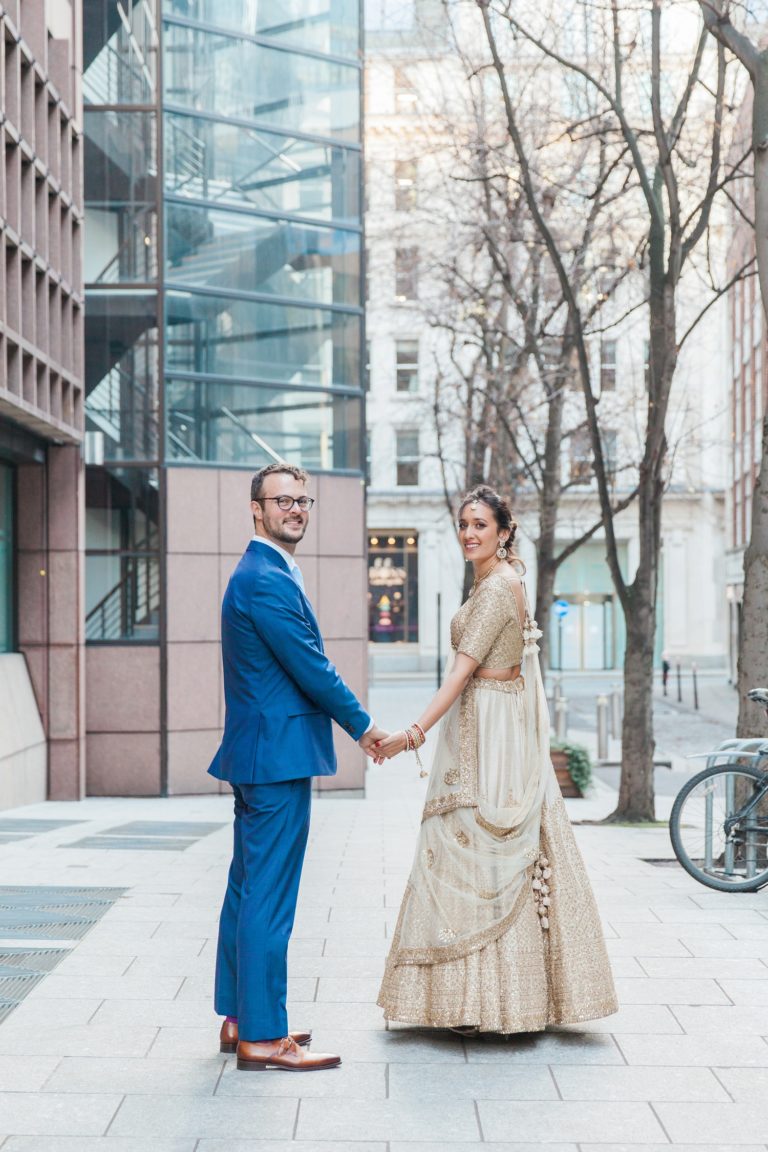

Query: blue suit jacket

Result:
[208,541,371,785]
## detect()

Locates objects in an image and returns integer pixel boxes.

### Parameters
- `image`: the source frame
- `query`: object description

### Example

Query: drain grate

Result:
[66,822,226,852]
[67,836,197,851]
[0,888,125,1022]
[0,948,69,972]
[641,858,683,868]
[0,819,84,836]
[0,973,44,1000]
[101,821,225,838]
[0,819,86,844]
[0,886,125,899]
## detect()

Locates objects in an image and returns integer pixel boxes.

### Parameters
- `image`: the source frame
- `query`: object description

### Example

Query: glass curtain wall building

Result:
[83,0,367,795]
[162,2,363,471]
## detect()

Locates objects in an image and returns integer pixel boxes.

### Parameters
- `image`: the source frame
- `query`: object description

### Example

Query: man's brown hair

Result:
[250,463,309,503]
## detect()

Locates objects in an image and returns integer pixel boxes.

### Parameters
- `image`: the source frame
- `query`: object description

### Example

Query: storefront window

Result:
[368,532,418,643]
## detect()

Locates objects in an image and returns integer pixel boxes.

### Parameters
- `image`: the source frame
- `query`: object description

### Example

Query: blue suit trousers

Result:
[214,779,312,1041]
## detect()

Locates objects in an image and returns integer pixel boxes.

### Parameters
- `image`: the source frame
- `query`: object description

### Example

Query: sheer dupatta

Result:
[390,588,554,965]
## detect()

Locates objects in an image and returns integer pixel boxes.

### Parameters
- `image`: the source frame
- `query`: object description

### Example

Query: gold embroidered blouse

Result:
[451,572,524,668]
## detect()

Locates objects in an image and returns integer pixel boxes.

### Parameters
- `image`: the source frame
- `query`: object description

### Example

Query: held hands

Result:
[372,730,409,760]
[359,725,390,764]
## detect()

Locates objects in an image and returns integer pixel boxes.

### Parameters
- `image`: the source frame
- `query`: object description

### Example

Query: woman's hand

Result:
[374,730,409,759]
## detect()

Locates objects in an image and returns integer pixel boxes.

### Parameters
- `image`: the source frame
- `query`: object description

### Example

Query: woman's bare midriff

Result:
[474,664,522,682]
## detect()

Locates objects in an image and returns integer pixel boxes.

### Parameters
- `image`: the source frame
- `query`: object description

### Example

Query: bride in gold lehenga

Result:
[374,486,618,1034]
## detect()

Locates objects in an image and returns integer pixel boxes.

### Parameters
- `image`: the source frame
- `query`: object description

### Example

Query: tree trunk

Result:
[614,590,657,821]
[737,412,768,736]
[535,557,556,677]
[534,371,565,677]
[737,58,768,737]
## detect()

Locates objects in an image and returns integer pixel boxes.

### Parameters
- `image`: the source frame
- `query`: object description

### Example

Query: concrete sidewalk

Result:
[0,693,766,1148]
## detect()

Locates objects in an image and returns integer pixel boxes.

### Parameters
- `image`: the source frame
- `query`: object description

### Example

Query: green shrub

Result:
[551,741,593,794]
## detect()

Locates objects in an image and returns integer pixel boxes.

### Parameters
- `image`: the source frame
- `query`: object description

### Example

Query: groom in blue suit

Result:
[209,463,386,1072]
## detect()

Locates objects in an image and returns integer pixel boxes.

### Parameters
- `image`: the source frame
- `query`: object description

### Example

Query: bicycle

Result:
[669,687,768,891]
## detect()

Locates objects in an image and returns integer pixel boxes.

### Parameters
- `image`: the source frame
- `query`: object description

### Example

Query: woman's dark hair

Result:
[458,485,518,556]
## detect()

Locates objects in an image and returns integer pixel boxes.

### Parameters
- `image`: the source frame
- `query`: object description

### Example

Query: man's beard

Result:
[268,517,307,545]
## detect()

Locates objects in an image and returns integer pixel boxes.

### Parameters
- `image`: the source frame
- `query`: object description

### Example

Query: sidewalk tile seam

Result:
[102,1092,127,1137]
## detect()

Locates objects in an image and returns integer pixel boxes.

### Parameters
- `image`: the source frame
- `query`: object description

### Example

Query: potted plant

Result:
[550,741,592,798]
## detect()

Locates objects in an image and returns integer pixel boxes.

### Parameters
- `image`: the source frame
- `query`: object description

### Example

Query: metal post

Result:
[676,662,682,703]
[692,662,699,711]
[704,786,714,872]
[553,675,562,702]
[554,697,568,742]
[610,686,622,739]
[436,592,442,689]
[596,695,609,760]
[724,773,735,877]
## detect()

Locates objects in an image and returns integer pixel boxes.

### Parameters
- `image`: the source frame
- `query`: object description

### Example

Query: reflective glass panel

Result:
[84,111,158,284]
[166,379,362,471]
[166,204,360,306]
[163,0,359,58]
[0,464,13,653]
[165,291,361,387]
[84,291,160,462]
[163,23,360,141]
[164,115,360,226]
[85,467,160,642]
[84,0,158,105]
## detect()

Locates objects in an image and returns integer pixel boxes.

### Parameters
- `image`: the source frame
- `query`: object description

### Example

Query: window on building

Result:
[395,246,418,301]
[365,0,416,31]
[368,531,419,643]
[394,66,417,113]
[600,339,616,391]
[396,429,419,484]
[396,339,419,391]
[602,429,617,477]
[364,161,372,213]
[395,159,417,210]
[85,466,160,642]
[569,428,592,483]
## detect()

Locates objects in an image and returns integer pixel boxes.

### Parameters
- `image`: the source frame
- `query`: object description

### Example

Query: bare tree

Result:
[476,0,746,819]
[415,15,640,648]
[698,1,768,738]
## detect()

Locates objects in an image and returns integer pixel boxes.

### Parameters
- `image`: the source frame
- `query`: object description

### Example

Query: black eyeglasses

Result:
[257,495,315,511]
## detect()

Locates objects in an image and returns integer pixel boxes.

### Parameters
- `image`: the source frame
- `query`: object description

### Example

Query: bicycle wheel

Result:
[669,762,768,891]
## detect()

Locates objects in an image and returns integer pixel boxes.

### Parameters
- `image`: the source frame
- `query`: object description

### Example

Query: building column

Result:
[47,446,86,799]
[18,447,86,800]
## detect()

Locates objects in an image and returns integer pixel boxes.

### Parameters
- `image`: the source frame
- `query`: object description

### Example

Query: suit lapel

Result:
[250,540,323,649]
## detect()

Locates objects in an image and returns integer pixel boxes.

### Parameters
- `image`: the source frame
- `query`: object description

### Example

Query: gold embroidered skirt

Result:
[377,793,618,1033]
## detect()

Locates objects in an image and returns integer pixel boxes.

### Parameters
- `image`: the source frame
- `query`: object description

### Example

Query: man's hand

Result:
[359,725,389,764]
[371,730,408,759]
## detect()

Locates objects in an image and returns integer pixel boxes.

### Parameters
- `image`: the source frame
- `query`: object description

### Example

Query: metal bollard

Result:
[676,662,682,703]
[692,662,699,711]
[554,697,568,742]
[597,694,609,760]
[610,687,622,739]
[553,675,563,702]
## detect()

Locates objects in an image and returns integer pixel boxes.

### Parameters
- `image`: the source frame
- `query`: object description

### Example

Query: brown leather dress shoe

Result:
[237,1035,341,1072]
[219,1019,311,1054]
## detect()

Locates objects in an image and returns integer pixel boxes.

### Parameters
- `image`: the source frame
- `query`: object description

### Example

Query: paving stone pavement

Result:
[0,680,766,1148]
